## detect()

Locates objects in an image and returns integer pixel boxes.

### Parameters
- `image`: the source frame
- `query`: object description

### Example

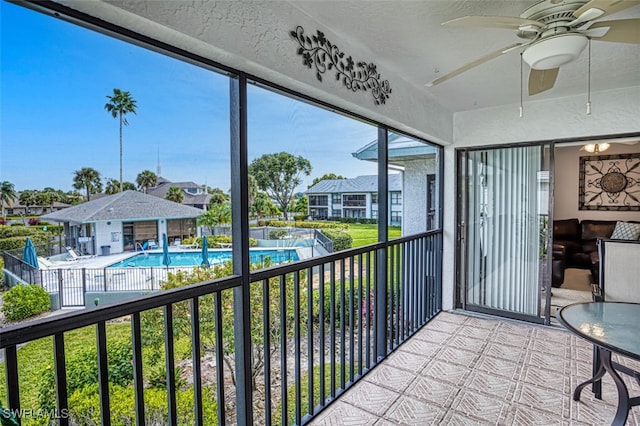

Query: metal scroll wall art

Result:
[290,26,392,105]
[579,153,640,211]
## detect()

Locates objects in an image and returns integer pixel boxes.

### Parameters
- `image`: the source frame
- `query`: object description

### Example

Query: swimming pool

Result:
[106,249,299,268]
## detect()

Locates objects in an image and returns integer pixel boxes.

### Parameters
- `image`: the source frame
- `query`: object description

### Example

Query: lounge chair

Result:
[66,247,95,260]
[147,239,159,249]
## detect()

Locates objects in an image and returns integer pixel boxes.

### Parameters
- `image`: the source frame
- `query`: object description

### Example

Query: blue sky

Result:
[0,2,379,193]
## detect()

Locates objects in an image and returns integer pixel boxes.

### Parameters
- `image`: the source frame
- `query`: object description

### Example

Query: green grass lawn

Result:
[345,223,401,247]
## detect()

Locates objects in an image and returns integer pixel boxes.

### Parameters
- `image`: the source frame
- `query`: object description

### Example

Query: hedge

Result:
[0,234,50,252]
[321,229,352,252]
[1,283,50,321]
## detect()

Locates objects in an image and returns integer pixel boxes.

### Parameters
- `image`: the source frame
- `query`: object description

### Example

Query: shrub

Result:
[0,218,5,225]
[9,222,24,227]
[67,383,218,425]
[28,217,41,226]
[37,340,134,410]
[269,229,288,240]
[1,283,50,321]
[321,229,352,252]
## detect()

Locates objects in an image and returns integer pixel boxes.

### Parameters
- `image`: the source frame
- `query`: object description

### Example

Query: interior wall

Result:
[553,142,640,222]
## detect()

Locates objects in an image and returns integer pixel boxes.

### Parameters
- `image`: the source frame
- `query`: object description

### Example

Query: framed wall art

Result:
[579,153,640,211]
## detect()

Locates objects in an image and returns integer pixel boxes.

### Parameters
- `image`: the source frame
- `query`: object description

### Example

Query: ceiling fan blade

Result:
[426,43,522,87]
[590,19,640,43]
[528,68,559,96]
[443,16,544,30]
[573,0,640,21]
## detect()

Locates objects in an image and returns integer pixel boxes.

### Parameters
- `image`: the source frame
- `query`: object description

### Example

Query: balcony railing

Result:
[1,231,442,425]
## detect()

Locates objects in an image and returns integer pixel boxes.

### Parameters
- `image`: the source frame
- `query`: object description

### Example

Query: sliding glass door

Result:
[459,145,551,322]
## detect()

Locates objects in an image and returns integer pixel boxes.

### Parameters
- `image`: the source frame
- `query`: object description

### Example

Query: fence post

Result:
[82,268,87,302]
[57,269,64,307]
[103,268,108,292]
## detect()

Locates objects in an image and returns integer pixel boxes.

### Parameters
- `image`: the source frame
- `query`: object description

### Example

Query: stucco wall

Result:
[402,158,436,236]
[95,221,124,254]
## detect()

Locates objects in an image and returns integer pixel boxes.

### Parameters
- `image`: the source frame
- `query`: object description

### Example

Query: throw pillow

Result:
[610,221,640,240]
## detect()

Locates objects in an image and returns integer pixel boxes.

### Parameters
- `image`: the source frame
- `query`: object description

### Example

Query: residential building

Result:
[41,190,202,254]
[306,174,403,225]
[146,177,212,210]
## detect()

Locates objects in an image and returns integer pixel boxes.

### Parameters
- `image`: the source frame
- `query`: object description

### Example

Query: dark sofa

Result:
[553,218,619,284]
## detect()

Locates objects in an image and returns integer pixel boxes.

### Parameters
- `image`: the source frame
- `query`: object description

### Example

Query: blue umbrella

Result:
[201,236,210,268]
[23,237,39,269]
[162,233,171,268]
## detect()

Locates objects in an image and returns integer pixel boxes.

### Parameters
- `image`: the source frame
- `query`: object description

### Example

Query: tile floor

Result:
[309,310,640,425]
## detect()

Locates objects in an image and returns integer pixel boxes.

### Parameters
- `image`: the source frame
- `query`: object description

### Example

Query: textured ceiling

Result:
[289,0,640,113]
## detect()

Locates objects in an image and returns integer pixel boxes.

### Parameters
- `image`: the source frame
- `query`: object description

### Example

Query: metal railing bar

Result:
[96,321,111,426]
[306,265,314,418]
[349,255,354,384]
[319,262,326,404]
[294,270,301,426]
[357,252,363,377]
[131,312,146,424]
[0,275,242,348]
[279,274,288,426]
[388,244,395,349]
[329,260,336,399]
[262,278,272,426]
[214,292,226,425]
[190,297,204,426]
[5,345,20,415]
[164,304,177,425]
[53,333,69,426]
[339,259,345,390]
[365,252,371,370]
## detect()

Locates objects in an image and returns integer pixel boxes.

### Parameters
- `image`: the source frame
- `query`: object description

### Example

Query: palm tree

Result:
[136,170,158,193]
[105,178,121,195]
[105,88,137,192]
[0,181,16,219]
[73,167,103,201]
[165,186,184,203]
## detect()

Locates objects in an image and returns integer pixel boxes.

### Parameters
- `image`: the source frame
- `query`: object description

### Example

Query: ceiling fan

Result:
[426,0,640,95]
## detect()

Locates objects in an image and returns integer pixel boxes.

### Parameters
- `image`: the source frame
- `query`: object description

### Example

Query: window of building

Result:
[343,194,366,207]
[332,194,341,204]
[391,192,402,205]
[371,193,378,204]
[391,211,402,224]
[309,195,328,206]
[332,209,342,217]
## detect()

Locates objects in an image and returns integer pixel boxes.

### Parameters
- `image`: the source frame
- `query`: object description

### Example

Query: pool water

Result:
[107,249,299,268]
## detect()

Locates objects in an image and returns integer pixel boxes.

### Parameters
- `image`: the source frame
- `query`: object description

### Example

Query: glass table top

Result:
[558,302,640,360]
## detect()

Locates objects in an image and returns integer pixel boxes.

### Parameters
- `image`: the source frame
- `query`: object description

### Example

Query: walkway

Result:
[310,311,640,425]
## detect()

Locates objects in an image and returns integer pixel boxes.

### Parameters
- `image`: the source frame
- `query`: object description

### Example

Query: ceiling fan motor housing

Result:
[522,33,588,69]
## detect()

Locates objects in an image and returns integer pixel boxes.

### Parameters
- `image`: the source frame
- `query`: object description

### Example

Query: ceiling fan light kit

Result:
[583,143,610,153]
[521,33,588,69]
[427,0,640,103]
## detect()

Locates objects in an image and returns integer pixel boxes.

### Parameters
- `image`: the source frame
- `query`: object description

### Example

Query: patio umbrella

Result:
[22,237,39,269]
[162,233,171,268]
[201,236,210,268]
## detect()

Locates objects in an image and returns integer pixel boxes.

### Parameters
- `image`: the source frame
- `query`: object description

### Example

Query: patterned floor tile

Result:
[502,403,569,425]
[413,328,454,344]
[451,390,510,424]
[397,336,441,357]
[384,349,432,373]
[308,401,379,426]
[475,354,522,381]
[404,375,459,407]
[383,395,445,425]
[421,359,472,386]
[515,382,569,417]
[445,334,487,354]
[435,311,468,324]
[436,345,480,368]
[484,341,527,364]
[308,311,639,426]
[440,410,494,425]
[488,330,531,349]
[364,365,415,393]
[465,370,518,402]
[521,364,571,394]
[340,381,400,416]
